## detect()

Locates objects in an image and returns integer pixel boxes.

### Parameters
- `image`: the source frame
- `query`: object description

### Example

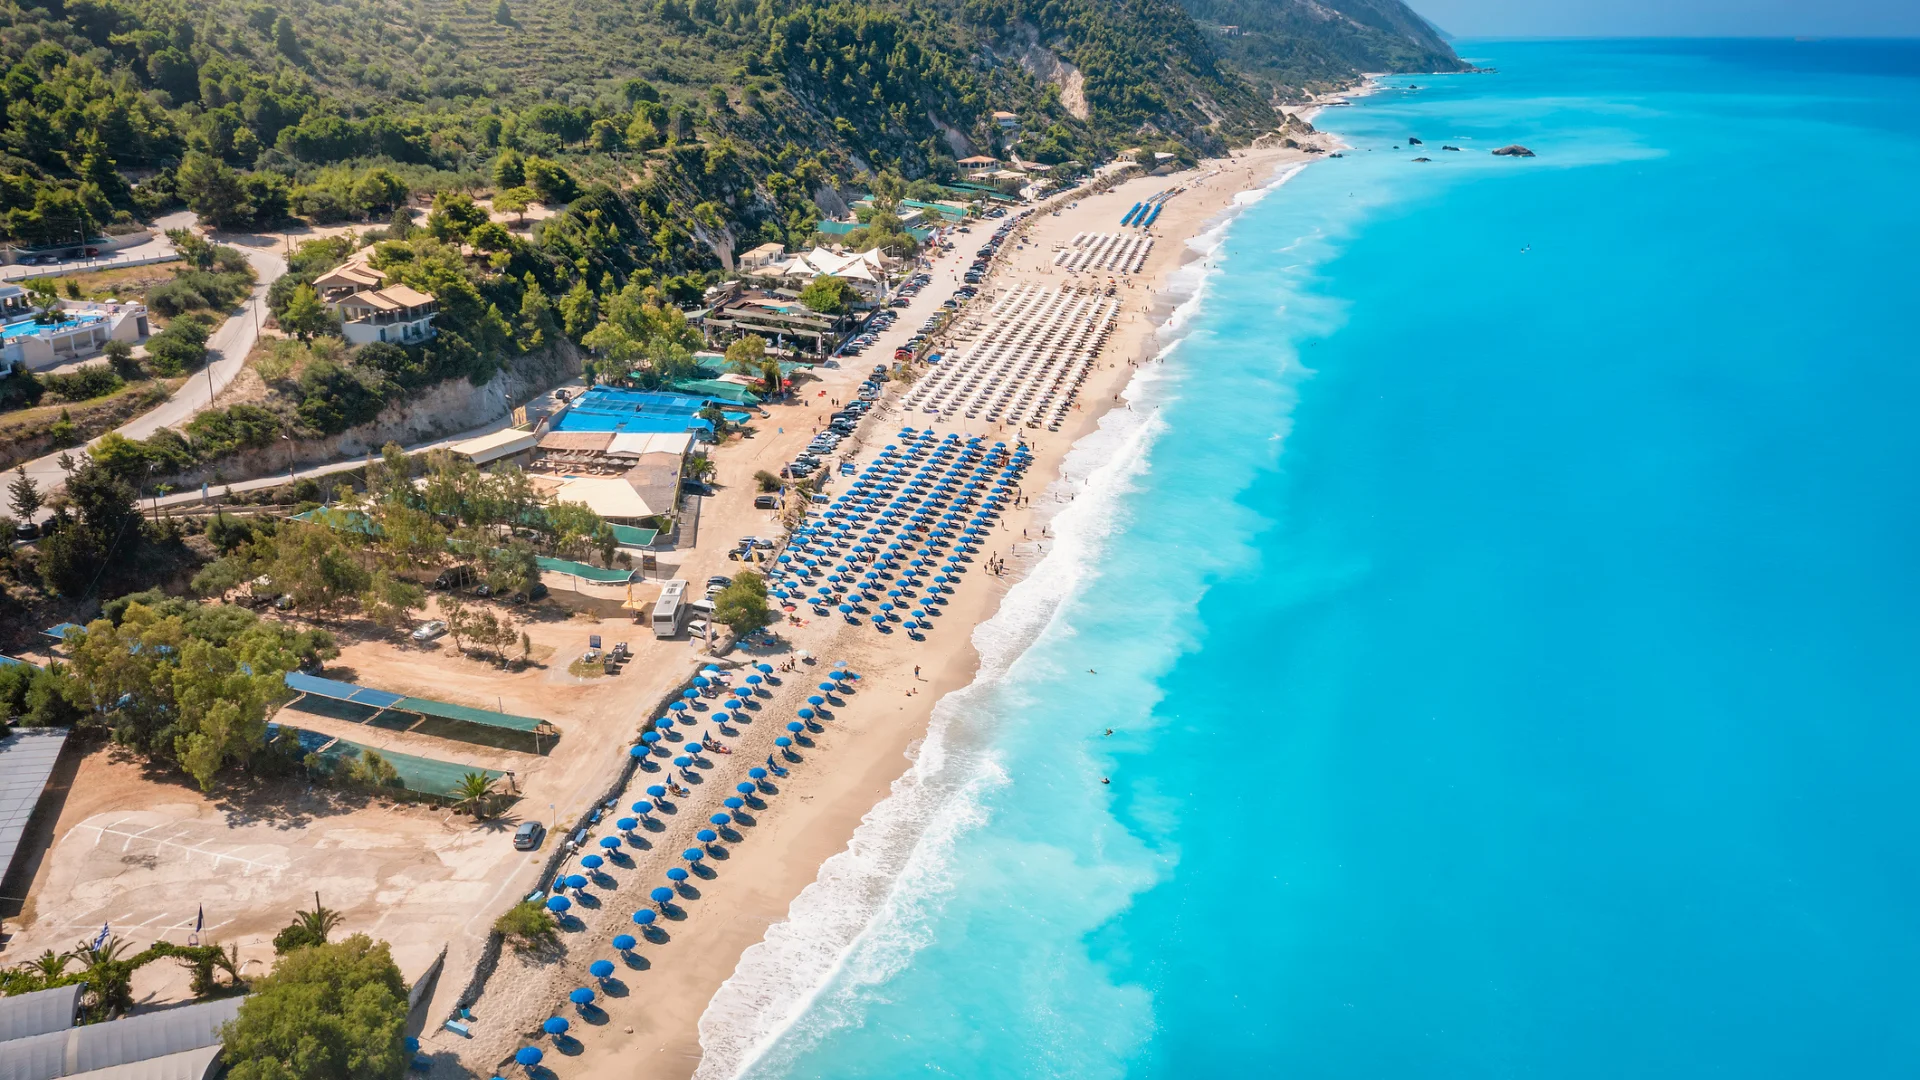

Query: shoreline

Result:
[434,140,1335,1080]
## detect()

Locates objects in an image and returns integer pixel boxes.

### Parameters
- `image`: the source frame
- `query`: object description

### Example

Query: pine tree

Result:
[9,466,42,520]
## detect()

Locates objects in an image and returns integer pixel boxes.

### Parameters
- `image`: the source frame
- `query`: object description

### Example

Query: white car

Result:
[411,620,448,643]
[687,619,711,638]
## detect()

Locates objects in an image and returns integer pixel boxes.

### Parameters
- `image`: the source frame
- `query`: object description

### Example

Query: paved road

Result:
[18,215,285,510]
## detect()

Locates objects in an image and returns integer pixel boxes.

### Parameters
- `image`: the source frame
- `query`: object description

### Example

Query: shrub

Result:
[754,469,781,492]
[493,899,558,949]
[41,365,123,403]
[186,403,283,458]
[145,316,212,376]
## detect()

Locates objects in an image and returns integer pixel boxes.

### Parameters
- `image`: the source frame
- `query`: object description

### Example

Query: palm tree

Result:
[293,893,343,943]
[453,772,496,819]
[23,948,73,980]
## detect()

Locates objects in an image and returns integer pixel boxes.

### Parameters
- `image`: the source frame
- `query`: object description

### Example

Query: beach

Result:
[429,140,1328,1080]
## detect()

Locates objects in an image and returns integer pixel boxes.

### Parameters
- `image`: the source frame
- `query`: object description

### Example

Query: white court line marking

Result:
[69,823,289,874]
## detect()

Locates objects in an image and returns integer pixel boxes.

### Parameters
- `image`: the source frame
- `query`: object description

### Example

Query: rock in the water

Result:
[1411,157,1431,162]
[1442,145,1462,151]
[1409,137,1423,145]
[1492,144,1537,157]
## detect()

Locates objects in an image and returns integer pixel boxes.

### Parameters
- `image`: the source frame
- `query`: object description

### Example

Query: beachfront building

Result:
[992,111,1021,132]
[527,429,696,526]
[0,284,33,321]
[447,428,539,469]
[335,284,438,346]
[310,258,386,302]
[698,292,853,358]
[958,155,999,174]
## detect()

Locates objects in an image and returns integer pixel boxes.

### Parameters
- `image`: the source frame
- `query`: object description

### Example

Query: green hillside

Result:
[1176,0,1468,100]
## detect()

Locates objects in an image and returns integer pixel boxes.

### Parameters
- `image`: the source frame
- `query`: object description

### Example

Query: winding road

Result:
[17,214,286,510]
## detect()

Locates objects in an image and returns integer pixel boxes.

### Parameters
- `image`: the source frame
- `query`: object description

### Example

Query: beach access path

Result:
[425,144,1324,1080]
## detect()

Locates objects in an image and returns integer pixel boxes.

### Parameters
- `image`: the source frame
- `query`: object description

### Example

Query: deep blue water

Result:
[700,39,1920,1079]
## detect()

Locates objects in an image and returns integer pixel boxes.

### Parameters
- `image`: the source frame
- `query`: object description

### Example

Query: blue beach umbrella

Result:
[697,829,718,844]
[807,695,825,705]
[641,731,661,744]
[710,813,731,826]
[631,800,653,815]
[515,1047,544,1067]
[682,688,699,699]
[738,780,758,792]
[657,716,675,728]
[666,867,689,882]
[543,1017,569,1036]
[673,756,692,768]
[599,836,621,850]
[647,785,667,798]
[633,908,657,925]
[628,745,646,758]
[692,675,709,687]
[797,707,814,720]
[775,736,792,748]
[757,663,774,673]
[818,682,836,691]
[546,895,571,913]
[749,767,768,779]
[668,700,687,712]
[589,959,615,979]
[564,874,588,889]
[581,854,604,869]
[683,848,704,862]
[724,797,745,810]
[650,887,673,904]
[613,933,637,950]
[787,721,804,732]
[615,817,638,831]
[569,987,595,1005]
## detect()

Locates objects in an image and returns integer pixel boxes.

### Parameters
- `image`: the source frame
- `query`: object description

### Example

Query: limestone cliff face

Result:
[172,345,579,489]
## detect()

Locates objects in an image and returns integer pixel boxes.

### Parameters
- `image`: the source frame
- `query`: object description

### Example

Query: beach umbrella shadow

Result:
[690,863,717,880]
[719,826,743,842]
[642,925,671,944]
[622,952,652,971]
[643,817,666,832]
[578,1004,609,1026]
[552,1037,583,1057]
[676,882,704,900]
[572,892,601,910]
[599,978,630,998]
[705,847,730,862]
[625,835,652,850]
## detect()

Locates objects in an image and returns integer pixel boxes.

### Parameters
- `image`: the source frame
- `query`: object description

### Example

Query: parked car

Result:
[753,494,779,510]
[411,620,448,643]
[13,520,37,541]
[513,821,545,850]
[434,565,475,590]
[707,575,732,588]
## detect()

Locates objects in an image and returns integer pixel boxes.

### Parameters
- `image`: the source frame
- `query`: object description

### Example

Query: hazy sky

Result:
[1413,0,1920,38]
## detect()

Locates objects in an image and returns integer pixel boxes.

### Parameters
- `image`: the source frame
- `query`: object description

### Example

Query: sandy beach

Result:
[429,137,1330,1080]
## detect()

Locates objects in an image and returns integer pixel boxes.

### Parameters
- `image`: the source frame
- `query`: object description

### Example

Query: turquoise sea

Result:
[696,40,1920,1079]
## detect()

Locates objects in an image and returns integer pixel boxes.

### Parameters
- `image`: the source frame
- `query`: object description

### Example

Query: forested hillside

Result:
[1177,0,1467,99]
[0,0,1301,250]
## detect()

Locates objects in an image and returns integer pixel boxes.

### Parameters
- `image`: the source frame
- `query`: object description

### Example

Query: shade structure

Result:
[581,854,604,869]
[563,874,588,889]
[599,836,621,849]
[797,708,814,720]
[668,700,687,712]
[543,1017,569,1035]
[616,817,638,831]
[632,800,653,814]
[569,987,595,1005]
[786,721,804,733]
[632,908,657,925]
[589,960,615,979]
[681,688,699,699]
[650,887,674,903]
[515,1047,544,1066]
[683,848,704,862]
[807,695,825,705]
[628,745,645,758]
[696,829,718,843]
[692,675,709,687]
[647,785,667,797]
[641,731,661,744]
[666,867,689,882]
[709,812,731,826]
[657,716,675,728]
[818,682,836,691]
[736,781,756,793]
[546,895,571,912]
[724,797,745,810]
[673,756,692,768]
[748,767,767,779]
[710,711,730,726]
[746,674,763,685]
[613,934,637,950]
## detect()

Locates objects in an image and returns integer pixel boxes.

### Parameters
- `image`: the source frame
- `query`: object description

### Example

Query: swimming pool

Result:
[1,314,102,340]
